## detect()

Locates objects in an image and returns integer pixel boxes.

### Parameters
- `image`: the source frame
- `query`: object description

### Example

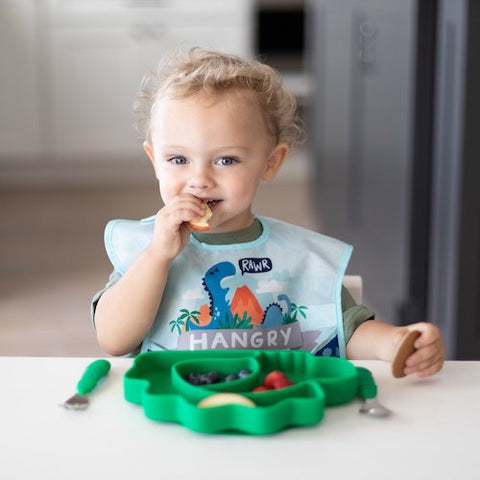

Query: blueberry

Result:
[208,371,221,383]
[199,371,221,385]
[186,372,202,385]
[199,373,213,385]
[224,373,239,382]
[238,369,252,378]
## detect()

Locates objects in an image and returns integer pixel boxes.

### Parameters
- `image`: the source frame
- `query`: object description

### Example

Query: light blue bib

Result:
[105,216,353,357]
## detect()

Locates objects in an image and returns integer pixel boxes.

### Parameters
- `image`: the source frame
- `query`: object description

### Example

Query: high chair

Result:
[343,275,363,305]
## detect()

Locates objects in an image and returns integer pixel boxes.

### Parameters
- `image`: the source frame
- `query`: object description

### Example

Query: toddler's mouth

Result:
[204,199,221,211]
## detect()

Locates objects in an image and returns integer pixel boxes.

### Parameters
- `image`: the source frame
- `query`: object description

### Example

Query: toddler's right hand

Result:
[149,194,208,261]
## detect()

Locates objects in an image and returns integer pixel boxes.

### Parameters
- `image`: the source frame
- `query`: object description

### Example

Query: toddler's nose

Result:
[188,165,214,190]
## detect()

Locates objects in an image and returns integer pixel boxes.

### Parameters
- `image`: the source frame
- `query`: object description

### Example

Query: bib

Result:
[105,216,353,357]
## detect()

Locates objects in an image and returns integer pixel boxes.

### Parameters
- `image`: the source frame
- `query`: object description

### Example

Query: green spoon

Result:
[60,359,111,410]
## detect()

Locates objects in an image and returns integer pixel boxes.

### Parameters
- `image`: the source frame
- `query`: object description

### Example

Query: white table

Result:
[1,357,478,479]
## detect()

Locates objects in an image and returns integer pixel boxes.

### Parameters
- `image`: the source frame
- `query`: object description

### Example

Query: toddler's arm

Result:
[94,195,207,356]
[346,320,445,377]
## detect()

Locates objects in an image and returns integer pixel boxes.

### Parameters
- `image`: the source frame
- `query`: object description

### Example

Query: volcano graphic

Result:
[231,285,264,325]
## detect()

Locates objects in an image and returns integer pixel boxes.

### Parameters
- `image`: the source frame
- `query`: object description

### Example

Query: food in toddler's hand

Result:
[198,393,256,408]
[187,203,212,231]
[391,330,421,378]
[252,370,295,393]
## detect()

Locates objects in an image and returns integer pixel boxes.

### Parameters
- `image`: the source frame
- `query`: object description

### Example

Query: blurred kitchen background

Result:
[1,0,478,359]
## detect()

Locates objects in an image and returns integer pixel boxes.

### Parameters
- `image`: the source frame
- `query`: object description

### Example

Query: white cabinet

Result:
[0,0,253,164]
[44,0,254,161]
[47,25,146,159]
[0,0,41,161]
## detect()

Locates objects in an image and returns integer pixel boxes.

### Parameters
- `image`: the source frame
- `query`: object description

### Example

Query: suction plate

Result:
[124,349,372,435]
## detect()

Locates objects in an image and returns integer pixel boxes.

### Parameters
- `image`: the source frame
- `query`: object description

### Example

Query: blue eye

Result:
[217,156,238,166]
[169,156,187,165]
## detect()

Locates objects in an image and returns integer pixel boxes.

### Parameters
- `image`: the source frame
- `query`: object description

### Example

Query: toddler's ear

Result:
[262,143,289,181]
[143,141,158,178]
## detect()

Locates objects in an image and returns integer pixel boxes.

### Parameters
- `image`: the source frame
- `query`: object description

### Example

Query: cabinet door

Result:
[0,0,41,161]
[308,0,416,324]
[47,25,144,160]
[45,1,253,161]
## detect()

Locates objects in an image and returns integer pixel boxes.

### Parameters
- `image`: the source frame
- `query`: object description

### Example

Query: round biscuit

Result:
[391,330,421,378]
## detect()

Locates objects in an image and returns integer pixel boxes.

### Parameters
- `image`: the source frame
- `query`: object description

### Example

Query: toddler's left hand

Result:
[397,322,445,377]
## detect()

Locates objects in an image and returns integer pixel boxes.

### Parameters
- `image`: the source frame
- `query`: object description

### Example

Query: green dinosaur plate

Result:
[124,349,377,435]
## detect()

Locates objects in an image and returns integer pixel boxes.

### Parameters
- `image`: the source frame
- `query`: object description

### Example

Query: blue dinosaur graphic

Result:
[260,294,292,328]
[187,262,294,330]
[188,261,236,330]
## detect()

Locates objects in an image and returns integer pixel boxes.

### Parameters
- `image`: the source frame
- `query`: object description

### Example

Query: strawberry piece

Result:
[263,370,289,389]
[252,385,270,393]
[272,377,295,389]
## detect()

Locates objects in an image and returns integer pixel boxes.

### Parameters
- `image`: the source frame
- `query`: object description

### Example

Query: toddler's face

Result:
[144,90,288,233]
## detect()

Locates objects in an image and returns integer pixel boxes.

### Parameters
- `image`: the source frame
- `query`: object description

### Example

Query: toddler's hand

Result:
[150,194,208,260]
[395,322,445,378]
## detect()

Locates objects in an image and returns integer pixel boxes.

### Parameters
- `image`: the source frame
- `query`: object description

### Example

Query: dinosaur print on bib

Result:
[155,259,339,357]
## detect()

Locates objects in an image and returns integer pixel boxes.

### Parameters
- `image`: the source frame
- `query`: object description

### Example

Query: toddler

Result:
[92,48,444,377]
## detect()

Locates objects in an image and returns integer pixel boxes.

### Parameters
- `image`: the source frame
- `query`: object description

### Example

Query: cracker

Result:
[188,204,212,231]
[391,330,421,378]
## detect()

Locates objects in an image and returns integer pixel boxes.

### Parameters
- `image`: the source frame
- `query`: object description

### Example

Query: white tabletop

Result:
[1,357,479,480]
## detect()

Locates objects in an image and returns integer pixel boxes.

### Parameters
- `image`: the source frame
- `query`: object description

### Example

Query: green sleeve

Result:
[341,286,375,345]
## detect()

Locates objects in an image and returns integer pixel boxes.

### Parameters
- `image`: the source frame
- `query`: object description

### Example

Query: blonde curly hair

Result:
[133,48,304,151]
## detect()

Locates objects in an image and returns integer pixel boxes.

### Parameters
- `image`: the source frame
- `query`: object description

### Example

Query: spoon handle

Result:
[356,367,377,399]
[76,359,111,395]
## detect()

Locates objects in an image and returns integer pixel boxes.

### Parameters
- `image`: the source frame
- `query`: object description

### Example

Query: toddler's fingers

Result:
[169,194,207,214]
[405,338,441,366]
[406,322,442,349]
[404,340,444,376]
[415,356,444,377]
[160,197,207,226]
[405,348,443,372]
[176,197,209,224]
